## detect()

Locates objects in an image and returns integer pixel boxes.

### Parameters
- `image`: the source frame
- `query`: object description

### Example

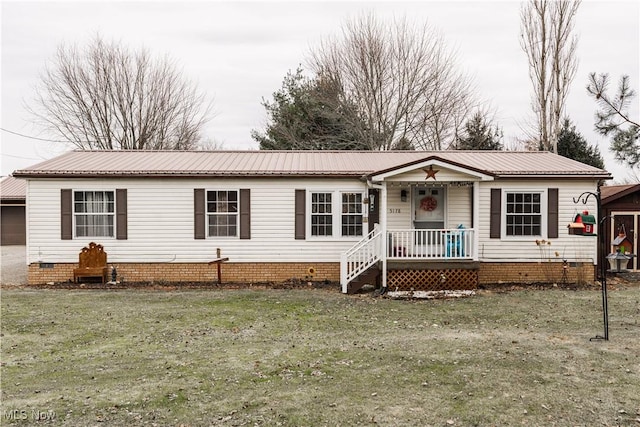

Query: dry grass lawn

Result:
[1,285,639,426]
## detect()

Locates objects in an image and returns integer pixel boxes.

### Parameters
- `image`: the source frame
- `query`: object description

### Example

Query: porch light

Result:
[400,189,407,202]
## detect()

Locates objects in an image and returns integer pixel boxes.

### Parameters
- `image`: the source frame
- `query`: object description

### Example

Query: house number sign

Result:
[389,208,401,214]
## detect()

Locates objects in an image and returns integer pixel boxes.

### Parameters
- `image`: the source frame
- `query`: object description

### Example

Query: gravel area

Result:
[1,246,27,285]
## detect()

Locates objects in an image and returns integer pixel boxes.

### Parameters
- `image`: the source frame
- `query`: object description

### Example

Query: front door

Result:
[413,186,445,244]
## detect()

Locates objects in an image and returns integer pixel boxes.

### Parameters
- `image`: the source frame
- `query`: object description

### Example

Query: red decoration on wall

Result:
[420,196,438,211]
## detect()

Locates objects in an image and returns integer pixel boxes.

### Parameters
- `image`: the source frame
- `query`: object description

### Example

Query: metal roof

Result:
[0,176,26,200]
[601,184,640,203]
[12,150,612,179]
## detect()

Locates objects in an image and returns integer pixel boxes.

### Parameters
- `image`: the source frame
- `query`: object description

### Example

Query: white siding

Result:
[386,184,412,229]
[26,176,600,266]
[476,180,599,264]
[447,185,472,228]
[27,178,368,264]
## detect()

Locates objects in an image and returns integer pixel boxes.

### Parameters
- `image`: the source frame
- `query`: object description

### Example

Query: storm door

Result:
[413,186,445,245]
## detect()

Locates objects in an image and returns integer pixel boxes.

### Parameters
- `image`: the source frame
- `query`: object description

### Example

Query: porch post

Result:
[380,182,388,288]
[473,181,480,261]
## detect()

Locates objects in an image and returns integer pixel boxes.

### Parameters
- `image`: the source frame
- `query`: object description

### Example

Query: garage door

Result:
[1,206,26,245]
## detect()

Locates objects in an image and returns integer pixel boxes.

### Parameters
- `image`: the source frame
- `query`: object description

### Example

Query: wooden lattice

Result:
[387,269,478,292]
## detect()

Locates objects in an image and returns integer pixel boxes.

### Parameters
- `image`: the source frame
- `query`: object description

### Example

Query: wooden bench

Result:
[73,242,109,284]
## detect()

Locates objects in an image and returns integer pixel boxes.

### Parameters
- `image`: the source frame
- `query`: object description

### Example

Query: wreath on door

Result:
[420,196,438,211]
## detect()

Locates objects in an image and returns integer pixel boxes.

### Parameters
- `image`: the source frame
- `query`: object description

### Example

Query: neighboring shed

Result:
[601,184,640,271]
[0,176,26,245]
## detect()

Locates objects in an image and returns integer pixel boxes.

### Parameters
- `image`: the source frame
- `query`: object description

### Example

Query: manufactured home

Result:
[13,150,610,292]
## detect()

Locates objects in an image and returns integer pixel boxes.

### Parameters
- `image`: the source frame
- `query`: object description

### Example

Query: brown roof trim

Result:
[493,173,612,179]
[367,155,497,179]
[12,171,364,179]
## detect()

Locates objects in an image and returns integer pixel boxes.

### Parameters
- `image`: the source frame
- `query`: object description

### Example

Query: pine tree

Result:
[455,112,503,150]
[252,69,369,150]
[556,118,605,169]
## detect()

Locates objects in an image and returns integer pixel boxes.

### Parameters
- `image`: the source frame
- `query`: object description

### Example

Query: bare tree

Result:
[29,35,212,150]
[520,0,580,153]
[307,13,475,151]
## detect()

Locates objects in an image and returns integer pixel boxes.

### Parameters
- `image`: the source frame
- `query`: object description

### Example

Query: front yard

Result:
[1,285,639,426]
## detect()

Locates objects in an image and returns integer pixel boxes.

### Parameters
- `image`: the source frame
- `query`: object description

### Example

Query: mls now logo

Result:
[3,409,56,421]
[3,409,27,420]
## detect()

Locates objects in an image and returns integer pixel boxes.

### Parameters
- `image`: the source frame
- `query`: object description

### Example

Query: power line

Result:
[1,153,41,160]
[0,127,72,143]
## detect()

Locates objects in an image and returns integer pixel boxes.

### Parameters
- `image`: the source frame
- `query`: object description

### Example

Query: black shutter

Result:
[116,189,128,240]
[194,189,205,239]
[239,189,251,239]
[61,189,73,240]
[490,188,501,239]
[547,188,559,238]
[295,189,306,240]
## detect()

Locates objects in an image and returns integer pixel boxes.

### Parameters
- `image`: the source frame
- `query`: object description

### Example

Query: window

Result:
[505,192,541,236]
[341,192,363,236]
[309,191,364,238]
[74,191,115,237]
[311,192,332,236]
[207,190,238,237]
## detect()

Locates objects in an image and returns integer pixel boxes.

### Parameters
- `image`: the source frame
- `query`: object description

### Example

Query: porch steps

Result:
[347,265,381,294]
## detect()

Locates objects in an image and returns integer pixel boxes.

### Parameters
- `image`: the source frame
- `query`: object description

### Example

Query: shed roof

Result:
[12,150,611,179]
[601,184,640,204]
[0,176,26,200]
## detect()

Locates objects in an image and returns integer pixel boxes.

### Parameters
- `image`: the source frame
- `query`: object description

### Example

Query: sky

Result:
[1,1,638,182]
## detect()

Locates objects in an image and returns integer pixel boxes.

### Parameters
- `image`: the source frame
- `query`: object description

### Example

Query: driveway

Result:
[1,245,27,285]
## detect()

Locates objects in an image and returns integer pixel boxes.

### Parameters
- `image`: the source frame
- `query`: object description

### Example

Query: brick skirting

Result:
[28,262,340,285]
[478,262,596,285]
[28,261,596,287]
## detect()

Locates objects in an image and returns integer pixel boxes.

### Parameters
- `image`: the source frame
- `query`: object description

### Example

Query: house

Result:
[601,184,640,271]
[13,150,611,292]
[0,176,26,246]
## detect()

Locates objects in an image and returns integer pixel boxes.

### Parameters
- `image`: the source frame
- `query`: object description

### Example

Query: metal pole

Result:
[594,213,609,341]
[573,190,609,341]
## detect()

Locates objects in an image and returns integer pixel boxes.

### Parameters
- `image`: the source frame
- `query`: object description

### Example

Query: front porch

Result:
[340,228,479,294]
[340,157,492,294]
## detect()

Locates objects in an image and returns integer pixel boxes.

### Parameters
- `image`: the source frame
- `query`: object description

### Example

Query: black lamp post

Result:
[573,189,609,341]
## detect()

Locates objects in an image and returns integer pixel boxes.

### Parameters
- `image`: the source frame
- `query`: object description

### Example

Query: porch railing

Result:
[340,227,476,292]
[387,228,475,259]
[340,227,383,292]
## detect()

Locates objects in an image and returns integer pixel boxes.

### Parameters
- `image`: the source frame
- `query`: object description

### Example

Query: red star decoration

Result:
[424,165,439,180]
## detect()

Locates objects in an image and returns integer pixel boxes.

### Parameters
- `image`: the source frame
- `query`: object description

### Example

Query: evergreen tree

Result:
[556,118,605,169]
[455,111,503,150]
[252,69,369,150]
[586,73,639,168]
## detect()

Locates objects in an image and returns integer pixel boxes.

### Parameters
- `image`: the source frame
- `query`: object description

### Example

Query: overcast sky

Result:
[1,1,638,181]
